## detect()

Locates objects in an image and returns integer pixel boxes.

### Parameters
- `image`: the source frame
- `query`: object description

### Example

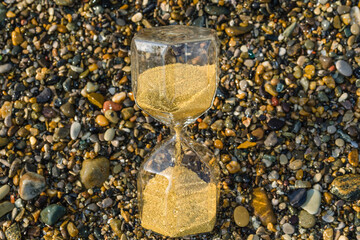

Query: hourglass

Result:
[131,25,220,237]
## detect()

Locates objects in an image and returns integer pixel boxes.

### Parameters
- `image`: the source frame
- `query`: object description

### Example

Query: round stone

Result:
[335,60,353,77]
[233,206,249,227]
[104,128,115,141]
[40,204,66,225]
[351,24,360,35]
[70,122,81,140]
[131,12,143,22]
[80,157,110,189]
[301,189,321,215]
[19,172,46,200]
[335,138,345,147]
[299,210,316,228]
[282,223,295,235]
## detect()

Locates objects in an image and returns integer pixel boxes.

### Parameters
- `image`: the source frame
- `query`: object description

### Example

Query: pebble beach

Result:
[1,0,360,239]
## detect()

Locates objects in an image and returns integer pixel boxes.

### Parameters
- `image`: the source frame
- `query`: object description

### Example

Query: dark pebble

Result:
[289,188,307,207]
[36,88,53,103]
[267,118,285,130]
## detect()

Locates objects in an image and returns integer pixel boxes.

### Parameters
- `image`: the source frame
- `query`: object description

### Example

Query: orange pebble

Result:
[95,115,109,126]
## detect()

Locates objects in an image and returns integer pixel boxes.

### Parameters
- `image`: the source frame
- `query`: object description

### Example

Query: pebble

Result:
[289,188,307,207]
[323,228,334,240]
[0,184,10,200]
[319,55,333,69]
[95,115,109,127]
[103,101,122,112]
[0,63,12,74]
[330,174,360,200]
[131,12,143,22]
[112,92,126,103]
[104,128,115,141]
[86,82,99,93]
[288,160,303,171]
[5,223,20,240]
[282,223,295,235]
[283,22,297,38]
[80,157,110,189]
[70,122,81,140]
[234,206,250,227]
[351,24,360,35]
[267,118,285,130]
[226,161,240,174]
[54,0,73,6]
[335,60,353,77]
[19,172,46,200]
[0,201,14,218]
[335,138,344,147]
[67,222,79,237]
[204,5,230,15]
[252,188,276,226]
[299,210,316,228]
[36,88,52,103]
[105,110,120,124]
[225,25,254,36]
[264,131,278,147]
[121,107,135,120]
[40,204,66,225]
[87,93,105,108]
[301,189,321,215]
[110,219,123,238]
[60,102,75,118]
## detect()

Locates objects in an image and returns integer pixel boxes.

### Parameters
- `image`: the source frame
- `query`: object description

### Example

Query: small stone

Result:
[87,93,105,108]
[264,131,278,147]
[335,60,353,77]
[327,125,336,134]
[0,201,14,218]
[204,5,230,15]
[11,28,23,46]
[80,157,110,189]
[234,206,249,227]
[110,219,123,238]
[323,76,335,88]
[70,122,81,140]
[131,12,143,22]
[351,6,360,25]
[121,107,134,120]
[351,24,360,35]
[252,128,264,140]
[299,210,316,228]
[289,188,307,207]
[323,228,334,240]
[301,189,321,215]
[54,0,73,6]
[341,13,351,25]
[104,128,115,141]
[225,25,253,36]
[67,222,79,237]
[287,43,301,57]
[264,83,278,96]
[252,188,276,226]
[112,92,126,103]
[86,82,99,93]
[0,137,9,147]
[36,88,52,103]
[214,139,223,149]
[335,138,345,147]
[105,110,120,124]
[19,172,46,200]
[237,141,256,149]
[0,185,10,200]
[333,15,341,29]
[103,101,122,112]
[226,161,240,174]
[282,223,295,235]
[60,102,75,118]
[331,174,360,200]
[267,118,285,130]
[282,22,297,38]
[40,204,66,225]
[319,55,333,69]
[288,159,303,171]
[348,149,359,167]
[5,223,20,240]
[53,127,70,141]
[96,115,109,127]
[0,63,12,74]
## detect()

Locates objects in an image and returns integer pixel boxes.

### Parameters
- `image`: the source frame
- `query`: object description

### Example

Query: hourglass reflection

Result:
[131,25,220,237]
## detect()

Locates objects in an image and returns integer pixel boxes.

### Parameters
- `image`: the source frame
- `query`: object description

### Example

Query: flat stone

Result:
[19,172,46,200]
[54,0,73,6]
[299,210,316,228]
[70,122,81,140]
[0,184,10,200]
[204,5,230,15]
[323,228,334,240]
[87,93,105,108]
[289,188,307,207]
[225,25,254,36]
[330,174,360,200]
[0,201,14,218]
[110,219,123,238]
[40,204,66,225]
[264,131,278,147]
[283,22,297,38]
[267,118,285,130]
[251,188,276,226]
[121,107,134,120]
[335,60,353,77]
[234,206,250,227]
[80,157,110,189]
[104,128,115,141]
[5,223,21,240]
[301,189,321,215]
[36,88,52,103]
[288,160,303,171]
[0,63,12,74]
[67,222,79,237]
[60,102,75,118]
[282,223,295,235]
[53,127,70,142]
[105,110,119,124]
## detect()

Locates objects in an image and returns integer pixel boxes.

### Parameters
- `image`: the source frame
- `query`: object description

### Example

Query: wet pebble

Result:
[40,204,66,225]
[19,172,46,200]
[335,60,353,77]
[233,206,249,227]
[70,122,81,140]
[80,157,110,189]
